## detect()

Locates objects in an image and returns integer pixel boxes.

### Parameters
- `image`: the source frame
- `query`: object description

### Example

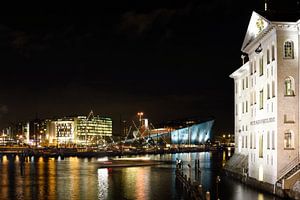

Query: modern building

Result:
[230,11,300,189]
[4,111,113,147]
[126,118,214,146]
[75,114,113,146]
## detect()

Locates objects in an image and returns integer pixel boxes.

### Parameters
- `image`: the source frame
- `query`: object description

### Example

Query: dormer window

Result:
[284,41,294,59]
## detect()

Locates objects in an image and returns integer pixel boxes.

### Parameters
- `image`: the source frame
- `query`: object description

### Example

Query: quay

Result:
[0,145,223,158]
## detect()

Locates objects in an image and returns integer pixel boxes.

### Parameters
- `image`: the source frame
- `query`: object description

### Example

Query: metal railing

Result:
[277,155,300,182]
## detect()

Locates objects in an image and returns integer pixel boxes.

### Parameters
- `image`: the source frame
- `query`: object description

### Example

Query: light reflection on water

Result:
[0,150,281,200]
[98,168,108,200]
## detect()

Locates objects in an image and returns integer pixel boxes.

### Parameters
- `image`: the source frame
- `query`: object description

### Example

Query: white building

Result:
[230,11,300,189]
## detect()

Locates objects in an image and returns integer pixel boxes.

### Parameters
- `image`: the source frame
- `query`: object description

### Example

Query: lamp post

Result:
[137,112,143,128]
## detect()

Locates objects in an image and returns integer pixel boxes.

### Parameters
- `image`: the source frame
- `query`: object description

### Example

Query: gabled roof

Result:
[241,11,271,51]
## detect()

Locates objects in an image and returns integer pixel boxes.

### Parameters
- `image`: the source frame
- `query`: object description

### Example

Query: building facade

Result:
[230,11,300,188]
[7,112,113,147]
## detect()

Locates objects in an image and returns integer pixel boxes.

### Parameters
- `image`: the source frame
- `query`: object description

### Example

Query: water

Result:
[0,150,282,200]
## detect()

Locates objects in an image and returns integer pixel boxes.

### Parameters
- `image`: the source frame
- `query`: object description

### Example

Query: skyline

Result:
[0,1,297,135]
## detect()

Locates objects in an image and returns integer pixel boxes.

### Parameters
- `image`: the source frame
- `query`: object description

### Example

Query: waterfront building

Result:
[75,114,113,146]
[136,119,214,146]
[230,11,300,189]
[54,118,75,145]
[5,111,113,146]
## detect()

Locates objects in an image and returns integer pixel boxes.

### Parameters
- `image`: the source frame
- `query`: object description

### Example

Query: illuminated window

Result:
[259,134,263,158]
[284,130,293,149]
[259,90,263,109]
[284,77,295,96]
[259,57,263,76]
[284,41,294,59]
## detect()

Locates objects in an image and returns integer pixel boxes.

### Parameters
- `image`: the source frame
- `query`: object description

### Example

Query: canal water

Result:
[0,150,282,200]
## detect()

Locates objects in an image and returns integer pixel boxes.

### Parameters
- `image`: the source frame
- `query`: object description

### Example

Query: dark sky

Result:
[0,1,286,135]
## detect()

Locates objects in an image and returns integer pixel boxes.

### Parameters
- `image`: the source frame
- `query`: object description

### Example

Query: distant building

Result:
[147,119,214,145]
[75,115,112,146]
[230,11,300,189]
[5,111,112,146]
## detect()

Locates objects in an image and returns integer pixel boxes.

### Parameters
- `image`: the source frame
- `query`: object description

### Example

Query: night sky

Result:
[0,1,294,135]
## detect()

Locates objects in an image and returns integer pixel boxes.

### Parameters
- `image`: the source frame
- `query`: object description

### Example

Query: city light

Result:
[137,112,144,122]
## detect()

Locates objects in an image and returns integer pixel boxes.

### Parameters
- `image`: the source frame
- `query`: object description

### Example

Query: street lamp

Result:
[137,112,144,127]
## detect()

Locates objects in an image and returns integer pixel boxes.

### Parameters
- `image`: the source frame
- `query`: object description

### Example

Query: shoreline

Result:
[0,146,228,158]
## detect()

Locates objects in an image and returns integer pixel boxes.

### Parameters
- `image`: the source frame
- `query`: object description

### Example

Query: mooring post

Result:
[206,191,210,200]
[216,175,221,200]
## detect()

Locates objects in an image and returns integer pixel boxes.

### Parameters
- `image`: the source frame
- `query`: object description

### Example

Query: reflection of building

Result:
[230,11,300,189]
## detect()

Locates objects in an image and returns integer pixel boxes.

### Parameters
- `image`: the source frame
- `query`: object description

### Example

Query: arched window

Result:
[284,130,294,149]
[284,41,294,59]
[285,76,295,96]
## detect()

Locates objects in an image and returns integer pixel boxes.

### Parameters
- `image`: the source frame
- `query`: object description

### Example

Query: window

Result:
[284,131,293,149]
[259,134,263,158]
[284,41,294,59]
[254,60,257,73]
[246,77,248,88]
[246,136,248,148]
[246,101,248,113]
[254,132,256,149]
[267,131,270,149]
[242,136,244,148]
[242,79,245,90]
[260,90,264,109]
[285,77,295,96]
[271,44,275,61]
[267,49,270,64]
[272,81,275,97]
[250,133,252,149]
[250,61,253,75]
[242,102,244,114]
[267,83,270,99]
[259,57,264,76]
